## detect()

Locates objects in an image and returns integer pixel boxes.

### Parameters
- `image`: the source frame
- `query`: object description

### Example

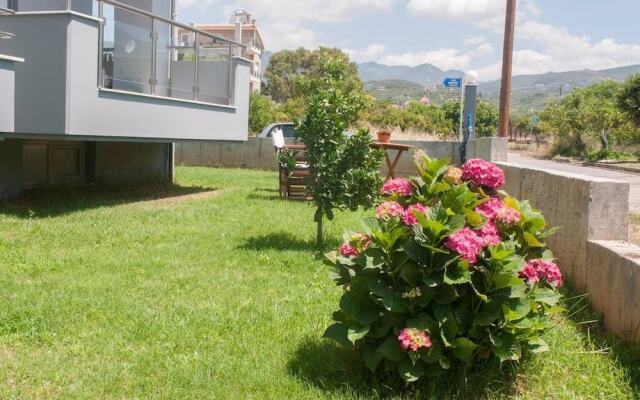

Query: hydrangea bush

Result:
[324,154,563,382]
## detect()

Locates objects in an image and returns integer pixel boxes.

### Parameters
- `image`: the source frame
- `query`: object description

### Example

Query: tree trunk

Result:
[315,213,324,250]
[599,129,609,151]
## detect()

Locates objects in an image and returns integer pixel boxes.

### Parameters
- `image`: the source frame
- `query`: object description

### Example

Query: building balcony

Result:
[0,0,251,142]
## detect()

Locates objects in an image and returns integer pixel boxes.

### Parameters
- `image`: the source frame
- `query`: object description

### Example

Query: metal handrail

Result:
[100,0,245,49]
[0,6,15,39]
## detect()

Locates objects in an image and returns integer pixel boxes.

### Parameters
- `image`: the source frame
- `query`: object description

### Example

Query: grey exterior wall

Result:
[95,142,170,184]
[175,137,506,174]
[0,140,23,200]
[0,56,20,133]
[0,12,250,142]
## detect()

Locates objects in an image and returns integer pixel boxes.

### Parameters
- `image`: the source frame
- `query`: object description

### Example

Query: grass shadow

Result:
[0,183,216,219]
[287,337,520,399]
[246,193,281,201]
[255,187,280,193]
[239,231,333,252]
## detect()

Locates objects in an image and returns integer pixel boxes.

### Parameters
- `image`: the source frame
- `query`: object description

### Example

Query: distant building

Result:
[183,11,265,93]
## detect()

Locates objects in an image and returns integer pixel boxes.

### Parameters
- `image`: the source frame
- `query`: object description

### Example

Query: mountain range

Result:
[358,61,640,113]
[261,51,640,114]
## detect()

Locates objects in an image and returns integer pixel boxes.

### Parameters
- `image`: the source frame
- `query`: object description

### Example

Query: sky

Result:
[178,0,640,81]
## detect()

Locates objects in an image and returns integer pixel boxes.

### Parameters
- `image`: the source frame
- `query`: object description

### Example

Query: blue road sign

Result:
[532,115,540,126]
[443,78,462,88]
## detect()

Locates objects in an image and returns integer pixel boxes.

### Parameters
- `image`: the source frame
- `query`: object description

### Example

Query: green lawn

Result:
[0,166,638,399]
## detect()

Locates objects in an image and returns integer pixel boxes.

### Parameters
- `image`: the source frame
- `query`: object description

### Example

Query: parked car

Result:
[258,122,355,139]
[258,122,297,138]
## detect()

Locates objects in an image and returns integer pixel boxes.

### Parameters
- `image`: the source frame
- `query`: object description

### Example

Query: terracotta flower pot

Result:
[377,130,391,143]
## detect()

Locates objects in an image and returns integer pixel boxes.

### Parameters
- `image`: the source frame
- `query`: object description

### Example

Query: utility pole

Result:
[497,0,517,138]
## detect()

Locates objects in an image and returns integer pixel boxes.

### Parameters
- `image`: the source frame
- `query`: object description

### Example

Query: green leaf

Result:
[420,342,443,364]
[492,274,526,290]
[434,285,458,304]
[400,263,424,286]
[491,335,522,362]
[323,323,351,347]
[340,289,380,325]
[534,288,562,306]
[465,212,485,227]
[399,359,425,382]
[347,324,370,344]
[377,336,406,362]
[475,301,502,326]
[503,196,521,212]
[523,232,545,248]
[439,314,458,347]
[451,338,479,363]
[502,298,532,321]
[528,337,550,354]
[444,261,472,285]
[362,342,383,372]
[438,357,451,370]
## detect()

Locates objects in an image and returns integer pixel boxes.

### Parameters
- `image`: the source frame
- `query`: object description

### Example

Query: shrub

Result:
[323,154,563,383]
[296,54,383,248]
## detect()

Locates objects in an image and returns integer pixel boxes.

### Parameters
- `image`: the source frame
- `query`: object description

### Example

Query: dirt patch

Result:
[130,189,222,209]
[630,213,640,246]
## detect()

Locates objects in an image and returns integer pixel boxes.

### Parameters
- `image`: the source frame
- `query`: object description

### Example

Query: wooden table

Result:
[370,142,415,180]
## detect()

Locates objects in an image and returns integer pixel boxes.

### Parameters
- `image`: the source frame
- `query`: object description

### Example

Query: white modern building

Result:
[0,0,250,199]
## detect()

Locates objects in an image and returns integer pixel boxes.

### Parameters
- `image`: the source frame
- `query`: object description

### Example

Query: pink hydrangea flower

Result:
[353,233,372,250]
[520,259,563,288]
[462,159,506,189]
[339,243,360,257]
[519,262,540,285]
[496,207,521,225]
[339,233,372,258]
[376,201,405,220]
[398,328,432,352]
[445,227,485,265]
[381,178,413,197]
[403,203,428,226]
[476,197,505,219]
[476,221,501,247]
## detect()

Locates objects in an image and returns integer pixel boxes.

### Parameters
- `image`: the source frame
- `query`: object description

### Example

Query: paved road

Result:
[507,152,640,213]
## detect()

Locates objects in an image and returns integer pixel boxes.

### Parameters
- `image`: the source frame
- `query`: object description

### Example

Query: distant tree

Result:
[249,92,277,135]
[442,100,498,138]
[296,55,383,248]
[580,80,625,150]
[475,102,499,138]
[541,80,626,156]
[263,47,362,102]
[618,74,640,127]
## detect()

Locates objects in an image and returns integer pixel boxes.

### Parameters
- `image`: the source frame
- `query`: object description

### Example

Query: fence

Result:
[176,137,507,175]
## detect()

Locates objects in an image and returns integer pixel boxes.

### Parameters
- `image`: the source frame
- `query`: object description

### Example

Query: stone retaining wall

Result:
[499,162,639,343]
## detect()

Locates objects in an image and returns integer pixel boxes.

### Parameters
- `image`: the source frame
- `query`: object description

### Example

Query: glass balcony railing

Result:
[97,0,244,106]
[2,0,245,106]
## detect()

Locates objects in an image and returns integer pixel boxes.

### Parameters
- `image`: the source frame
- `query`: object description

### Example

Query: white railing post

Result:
[193,32,199,101]
[150,17,157,95]
[97,0,104,87]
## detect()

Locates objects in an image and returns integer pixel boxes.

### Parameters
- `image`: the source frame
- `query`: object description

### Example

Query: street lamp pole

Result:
[497,0,517,138]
